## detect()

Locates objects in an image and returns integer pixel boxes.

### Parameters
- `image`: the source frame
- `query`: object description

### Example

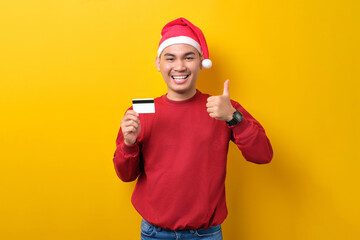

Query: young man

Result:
[113,18,273,240]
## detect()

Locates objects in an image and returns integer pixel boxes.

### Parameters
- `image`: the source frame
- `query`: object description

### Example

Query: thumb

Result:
[223,79,230,97]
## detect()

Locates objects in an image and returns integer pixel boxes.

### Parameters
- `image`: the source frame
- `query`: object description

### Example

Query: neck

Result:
[166,89,197,101]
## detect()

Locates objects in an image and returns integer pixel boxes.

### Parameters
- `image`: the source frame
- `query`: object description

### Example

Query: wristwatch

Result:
[226,109,243,126]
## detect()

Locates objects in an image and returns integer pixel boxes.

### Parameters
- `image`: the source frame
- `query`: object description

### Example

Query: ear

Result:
[155,56,161,72]
[200,53,204,70]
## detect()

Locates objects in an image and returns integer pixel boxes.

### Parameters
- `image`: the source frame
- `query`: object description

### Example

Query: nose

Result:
[173,59,186,71]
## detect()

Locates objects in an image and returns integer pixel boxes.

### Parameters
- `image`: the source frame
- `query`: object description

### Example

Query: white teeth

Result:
[172,75,188,79]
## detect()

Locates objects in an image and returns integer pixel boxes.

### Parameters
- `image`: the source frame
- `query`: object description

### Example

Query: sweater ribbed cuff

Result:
[229,117,250,134]
[121,142,140,156]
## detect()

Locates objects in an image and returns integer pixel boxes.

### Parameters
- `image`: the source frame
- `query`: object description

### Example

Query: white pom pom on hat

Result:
[202,59,212,69]
[158,18,212,69]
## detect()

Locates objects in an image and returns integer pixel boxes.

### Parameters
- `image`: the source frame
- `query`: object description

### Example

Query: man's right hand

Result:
[120,110,141,145]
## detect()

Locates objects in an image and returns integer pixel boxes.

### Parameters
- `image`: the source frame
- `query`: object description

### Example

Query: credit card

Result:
[132,98,155,113]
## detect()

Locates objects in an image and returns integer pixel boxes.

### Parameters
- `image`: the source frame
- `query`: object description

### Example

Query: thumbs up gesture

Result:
[206,80,236,121]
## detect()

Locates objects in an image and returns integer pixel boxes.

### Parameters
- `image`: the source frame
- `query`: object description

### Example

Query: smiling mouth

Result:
[171,74,190,83]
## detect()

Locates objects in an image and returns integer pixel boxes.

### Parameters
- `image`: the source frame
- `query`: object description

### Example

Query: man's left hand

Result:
[206,80,236,121]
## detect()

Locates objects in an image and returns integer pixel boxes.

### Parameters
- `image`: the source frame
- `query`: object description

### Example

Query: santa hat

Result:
[158,18,212,69]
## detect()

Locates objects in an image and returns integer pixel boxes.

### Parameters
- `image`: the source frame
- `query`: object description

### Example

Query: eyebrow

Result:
[163,51,196,57]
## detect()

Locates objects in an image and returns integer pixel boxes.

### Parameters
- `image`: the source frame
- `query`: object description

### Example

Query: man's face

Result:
[155,44,202,101]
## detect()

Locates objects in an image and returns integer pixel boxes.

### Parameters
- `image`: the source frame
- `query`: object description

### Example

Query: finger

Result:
[126,110,140,117]
[207,96,215,102]
[121,119,138,129]
[123,125,137,133]
[124,114,140,123]
[125,120,139,129]
[123,119,140,129]
[207,105,219,112]
[206,102,215,108]
[207,96,220,104]
[123,111,140,120]
[209,112,216,118]
[223,79,230,97]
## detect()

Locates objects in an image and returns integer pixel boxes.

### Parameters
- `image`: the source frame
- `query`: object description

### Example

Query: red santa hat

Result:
[158,17,212,69]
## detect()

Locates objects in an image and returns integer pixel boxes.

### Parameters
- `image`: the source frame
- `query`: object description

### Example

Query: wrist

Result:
[225,108,236,122]
[225,114,233,122]
[124,139,136,146]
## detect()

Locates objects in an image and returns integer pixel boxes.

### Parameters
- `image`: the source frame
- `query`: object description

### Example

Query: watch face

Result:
[234,111,242,122]
[227,110,243,126]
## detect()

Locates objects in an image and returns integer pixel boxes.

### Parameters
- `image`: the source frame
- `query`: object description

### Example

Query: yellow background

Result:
[1,0,359,239]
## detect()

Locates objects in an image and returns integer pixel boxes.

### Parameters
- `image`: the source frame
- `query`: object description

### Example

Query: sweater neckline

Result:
[161,90,201,105]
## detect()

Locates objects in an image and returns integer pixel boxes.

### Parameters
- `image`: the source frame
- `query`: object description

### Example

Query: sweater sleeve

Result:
[112,127,142,182]
[229,101,273,164]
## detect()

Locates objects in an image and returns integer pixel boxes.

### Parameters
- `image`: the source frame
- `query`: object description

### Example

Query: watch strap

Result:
[226,109,243,126]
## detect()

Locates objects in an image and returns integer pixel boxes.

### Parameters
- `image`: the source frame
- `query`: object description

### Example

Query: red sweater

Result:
[113,90,273,230]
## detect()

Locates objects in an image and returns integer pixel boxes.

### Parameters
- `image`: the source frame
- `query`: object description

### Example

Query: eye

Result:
[166,58,175,62]
[185,57,194,61]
